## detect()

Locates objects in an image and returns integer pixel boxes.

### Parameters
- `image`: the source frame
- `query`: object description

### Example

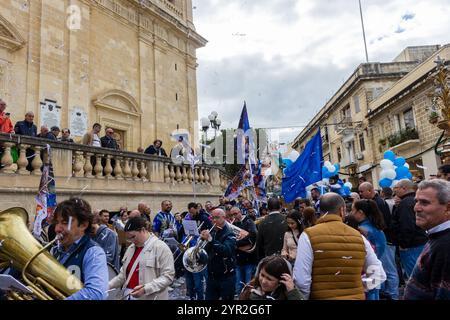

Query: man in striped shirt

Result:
[152,200,177,239]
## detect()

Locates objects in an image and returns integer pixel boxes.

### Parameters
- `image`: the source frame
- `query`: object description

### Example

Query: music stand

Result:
[182,220,199,237]
[0,275,33,294]
[164,237,180,252]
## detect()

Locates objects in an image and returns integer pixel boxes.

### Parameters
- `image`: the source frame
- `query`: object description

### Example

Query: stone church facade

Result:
[0,0,206,151]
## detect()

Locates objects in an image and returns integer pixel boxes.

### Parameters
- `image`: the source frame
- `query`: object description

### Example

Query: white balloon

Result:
[385,169,396,180]
[380,170,389,180]
[326,164,335,172]
[404,163,410,169]
[380,159,394,170]
[324,161,332,168]
[391,180,399,188]
[344,182,353,189]
[287,150,300,162]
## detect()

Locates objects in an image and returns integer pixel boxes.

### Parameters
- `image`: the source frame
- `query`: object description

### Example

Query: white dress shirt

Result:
[427,220,450,235]
[293,232,387,299]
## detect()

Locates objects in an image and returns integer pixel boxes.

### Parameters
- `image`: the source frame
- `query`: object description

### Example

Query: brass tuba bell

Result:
[0,207,83,300]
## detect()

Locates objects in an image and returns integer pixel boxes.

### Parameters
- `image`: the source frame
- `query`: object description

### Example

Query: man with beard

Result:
[152,200,177,239]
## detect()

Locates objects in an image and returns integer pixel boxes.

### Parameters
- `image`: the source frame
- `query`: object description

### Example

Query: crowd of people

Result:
[2,100,450,301]
[1,164,448,301]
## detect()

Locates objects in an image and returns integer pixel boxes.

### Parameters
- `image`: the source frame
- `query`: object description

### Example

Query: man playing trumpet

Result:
[230,207,258,296]
[182,203,213,300]
[200,208,237,300]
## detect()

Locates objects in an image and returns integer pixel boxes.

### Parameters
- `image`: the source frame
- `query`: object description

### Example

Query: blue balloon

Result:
[334,163,340,174]
[406,172,413,180]
[395,166,409,179]
[394,157,406,167]
[379,178,393,188]
[343,186,351,196]
[384,150,396,161]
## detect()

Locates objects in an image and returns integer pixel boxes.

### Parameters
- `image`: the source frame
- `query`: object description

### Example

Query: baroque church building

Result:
[0,0,206,151]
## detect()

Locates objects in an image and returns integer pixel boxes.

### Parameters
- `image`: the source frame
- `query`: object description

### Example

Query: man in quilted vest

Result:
[293,193,386,300]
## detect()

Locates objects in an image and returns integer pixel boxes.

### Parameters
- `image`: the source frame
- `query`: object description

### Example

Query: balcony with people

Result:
[0,105,230,209]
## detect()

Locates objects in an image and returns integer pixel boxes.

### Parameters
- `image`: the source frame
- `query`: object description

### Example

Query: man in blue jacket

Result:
[182,202,212,300]
[200,208,236,300]
[51,198,108,300]
[14,111,37,137]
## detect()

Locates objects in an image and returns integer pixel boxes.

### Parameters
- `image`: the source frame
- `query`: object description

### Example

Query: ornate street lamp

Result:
[200,117,210,160]
[207,111,221,141]
[428,57,450,164]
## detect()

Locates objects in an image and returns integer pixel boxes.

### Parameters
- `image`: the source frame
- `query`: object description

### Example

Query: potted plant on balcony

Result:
[387,127,419,148]
[428,111,439,124]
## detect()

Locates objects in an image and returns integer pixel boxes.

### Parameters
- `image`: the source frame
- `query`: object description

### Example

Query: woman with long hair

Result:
[239,255,303,300]
[281,210,303,265]
[351,199,387,300]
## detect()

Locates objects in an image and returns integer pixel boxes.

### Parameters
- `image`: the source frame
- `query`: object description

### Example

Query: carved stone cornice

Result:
[90,0,206,55]
[0,14,26,52]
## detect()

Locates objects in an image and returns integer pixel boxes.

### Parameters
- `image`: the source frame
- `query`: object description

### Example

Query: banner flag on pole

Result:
[33,145,57,242]
[282,129,323,203]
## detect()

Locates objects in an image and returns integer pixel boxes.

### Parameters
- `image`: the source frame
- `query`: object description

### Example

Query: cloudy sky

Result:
[192,0,450,143]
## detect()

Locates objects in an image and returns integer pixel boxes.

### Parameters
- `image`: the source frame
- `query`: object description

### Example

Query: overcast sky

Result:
[192,0,450,143]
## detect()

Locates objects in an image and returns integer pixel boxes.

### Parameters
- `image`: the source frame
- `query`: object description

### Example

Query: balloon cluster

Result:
[322,161,340,178]
[342,181,353,196]
[379,150,412,188]
[319,162,353,196]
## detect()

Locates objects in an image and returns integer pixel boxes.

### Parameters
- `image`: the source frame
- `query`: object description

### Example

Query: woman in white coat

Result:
[109,217,175,300]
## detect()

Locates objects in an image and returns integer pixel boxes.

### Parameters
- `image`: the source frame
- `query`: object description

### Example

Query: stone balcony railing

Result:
[0,133,230,213]
[136,0,184,20]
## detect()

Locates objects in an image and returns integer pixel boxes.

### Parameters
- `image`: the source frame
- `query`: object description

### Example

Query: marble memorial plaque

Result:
[40,99,61,129]
[70,108,88,137]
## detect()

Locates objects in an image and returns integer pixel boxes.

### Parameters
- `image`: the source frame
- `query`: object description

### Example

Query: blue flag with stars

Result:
[282,129,323,203]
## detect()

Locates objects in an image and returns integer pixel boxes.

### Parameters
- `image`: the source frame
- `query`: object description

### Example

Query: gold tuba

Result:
[0,207,83,300]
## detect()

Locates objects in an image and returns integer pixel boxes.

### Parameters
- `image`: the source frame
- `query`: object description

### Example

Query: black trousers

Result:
[206,273,236,300]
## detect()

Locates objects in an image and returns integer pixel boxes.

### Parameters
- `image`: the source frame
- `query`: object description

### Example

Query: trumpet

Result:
[228,219,257,253]
[228,219,249,240]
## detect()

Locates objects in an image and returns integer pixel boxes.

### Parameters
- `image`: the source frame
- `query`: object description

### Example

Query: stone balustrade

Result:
[0,133,230,215]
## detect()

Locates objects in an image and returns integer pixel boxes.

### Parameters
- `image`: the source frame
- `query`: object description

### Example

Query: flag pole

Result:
[358,0,369,63]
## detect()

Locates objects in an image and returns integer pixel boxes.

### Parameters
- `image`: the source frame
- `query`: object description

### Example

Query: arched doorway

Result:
[93,90,141,151]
